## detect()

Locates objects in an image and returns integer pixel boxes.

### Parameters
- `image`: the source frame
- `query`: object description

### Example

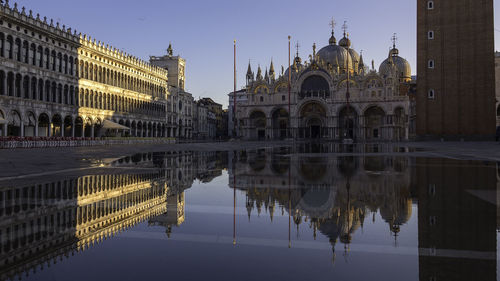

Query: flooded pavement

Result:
[0,145,498,281]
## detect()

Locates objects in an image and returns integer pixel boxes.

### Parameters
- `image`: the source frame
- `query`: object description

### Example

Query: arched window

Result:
[31,77,37,99]
[57,84,63,104]
[37,46,43,67]
[14,38,22,61]
[30,43,36,65]
[0,71,4,95]
[38,79,43,101]
[51,51,56,71]
[63,54,68,74]
[57,53,62,73]
[22,40,28,63]
[64,85,69,104]
[6,36,13,59]
[45,80,51,102]
[44,48,50,69]
[69,56,74,76]
[0,32,4,57]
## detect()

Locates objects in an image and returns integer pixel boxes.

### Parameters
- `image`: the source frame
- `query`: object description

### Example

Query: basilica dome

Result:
[379,47,411,80]
[317,43,352,71]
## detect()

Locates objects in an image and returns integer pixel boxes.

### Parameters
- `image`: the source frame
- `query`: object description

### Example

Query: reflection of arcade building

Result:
[230,23,412,141]
[0,171,168,280]
[230,149,414,255]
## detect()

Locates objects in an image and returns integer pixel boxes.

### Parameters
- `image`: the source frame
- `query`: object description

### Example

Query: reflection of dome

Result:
[380,198,413,232]
[379,48,411,79]
[301,189,331,207]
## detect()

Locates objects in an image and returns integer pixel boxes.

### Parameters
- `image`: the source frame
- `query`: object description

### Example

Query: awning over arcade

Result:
[102,120,129,130]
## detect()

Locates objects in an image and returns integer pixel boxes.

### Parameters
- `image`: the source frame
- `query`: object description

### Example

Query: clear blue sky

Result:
[17,0,500,107]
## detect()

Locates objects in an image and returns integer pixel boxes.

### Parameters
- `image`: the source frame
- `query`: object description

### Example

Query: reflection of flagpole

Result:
[288,168,291,248]
[233,171,236,245]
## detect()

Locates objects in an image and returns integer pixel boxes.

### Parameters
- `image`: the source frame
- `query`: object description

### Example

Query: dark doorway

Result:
[258,129,265,140]
[311,126,321,139]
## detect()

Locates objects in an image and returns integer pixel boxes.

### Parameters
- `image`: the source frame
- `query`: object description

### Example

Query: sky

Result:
[15,0,500,107]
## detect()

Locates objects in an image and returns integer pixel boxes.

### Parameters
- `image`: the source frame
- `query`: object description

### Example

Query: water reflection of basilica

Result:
[229,147,415,256]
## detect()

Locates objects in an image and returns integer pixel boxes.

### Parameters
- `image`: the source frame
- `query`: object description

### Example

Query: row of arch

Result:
[0,32,76,76]
[0,71,166,116]
[79,60,166,99]
[0,32,167,99]
[0,110,168,138]
[244,102,407,140]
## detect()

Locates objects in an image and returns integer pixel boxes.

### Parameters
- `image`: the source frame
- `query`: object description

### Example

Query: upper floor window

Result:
[428,89,435,99]
[427,1,434,10]
[428,60,435,69]
[428,30,434,39]
[260,96,264,102]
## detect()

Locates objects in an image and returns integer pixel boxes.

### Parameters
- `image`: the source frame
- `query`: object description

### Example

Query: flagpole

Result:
[288,36,291,138]
[233,40,237,138]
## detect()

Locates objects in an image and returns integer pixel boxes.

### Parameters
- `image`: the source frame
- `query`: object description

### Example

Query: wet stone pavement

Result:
[0,142,498,281]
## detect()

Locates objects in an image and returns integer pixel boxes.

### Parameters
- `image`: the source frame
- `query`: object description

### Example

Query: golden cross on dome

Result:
[329,17,336,33]
[392,33,398,48]
[342,21,348,36]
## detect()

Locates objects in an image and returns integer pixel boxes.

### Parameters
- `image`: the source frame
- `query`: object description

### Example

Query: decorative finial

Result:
[21,6,25,15]
[392,33,398,49]
[29,10,32,18]
[371,59,375,70]
[329,17,336,34]
[295,41,300,58]
[312,43,316,57]
[342,21,348,37]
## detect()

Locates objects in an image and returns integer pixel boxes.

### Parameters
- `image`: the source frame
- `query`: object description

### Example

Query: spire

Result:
[269,60,275,81]
[246,60,254,86]
[264,68,269,82]
[256,65,263,80]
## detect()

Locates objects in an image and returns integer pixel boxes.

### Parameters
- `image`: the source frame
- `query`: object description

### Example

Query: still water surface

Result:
[0,145,497,281]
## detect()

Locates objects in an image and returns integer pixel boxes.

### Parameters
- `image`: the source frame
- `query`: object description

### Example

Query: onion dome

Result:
[317,34,353,72]
[379,46,411,80]
[339,36,351,48]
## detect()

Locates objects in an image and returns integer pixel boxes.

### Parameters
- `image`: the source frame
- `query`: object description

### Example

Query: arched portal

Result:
[51,114,63,137]
[24,112,36,137]
[38,113,50,137]
[64,116,73,137]
[299,102,327,139]
[74,117,83,138]
[272,108,289,140]
[364,106,386,140]
[7,110,22,136]
[94,118,102,137]
[84,118,93,138]
[249,111,267,140]
[338,106,358,140]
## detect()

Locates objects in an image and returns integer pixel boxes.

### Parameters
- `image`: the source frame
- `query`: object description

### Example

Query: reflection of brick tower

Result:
[416,0,496,139]
[416,158,497,281]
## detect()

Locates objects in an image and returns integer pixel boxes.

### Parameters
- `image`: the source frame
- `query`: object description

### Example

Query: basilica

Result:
[229,23,413,141]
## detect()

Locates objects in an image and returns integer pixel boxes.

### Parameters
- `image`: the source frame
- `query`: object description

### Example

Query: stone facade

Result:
[0,2,169,138]
[230,26,412,141]
[416,0,496,139]
[150,46,194,139]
